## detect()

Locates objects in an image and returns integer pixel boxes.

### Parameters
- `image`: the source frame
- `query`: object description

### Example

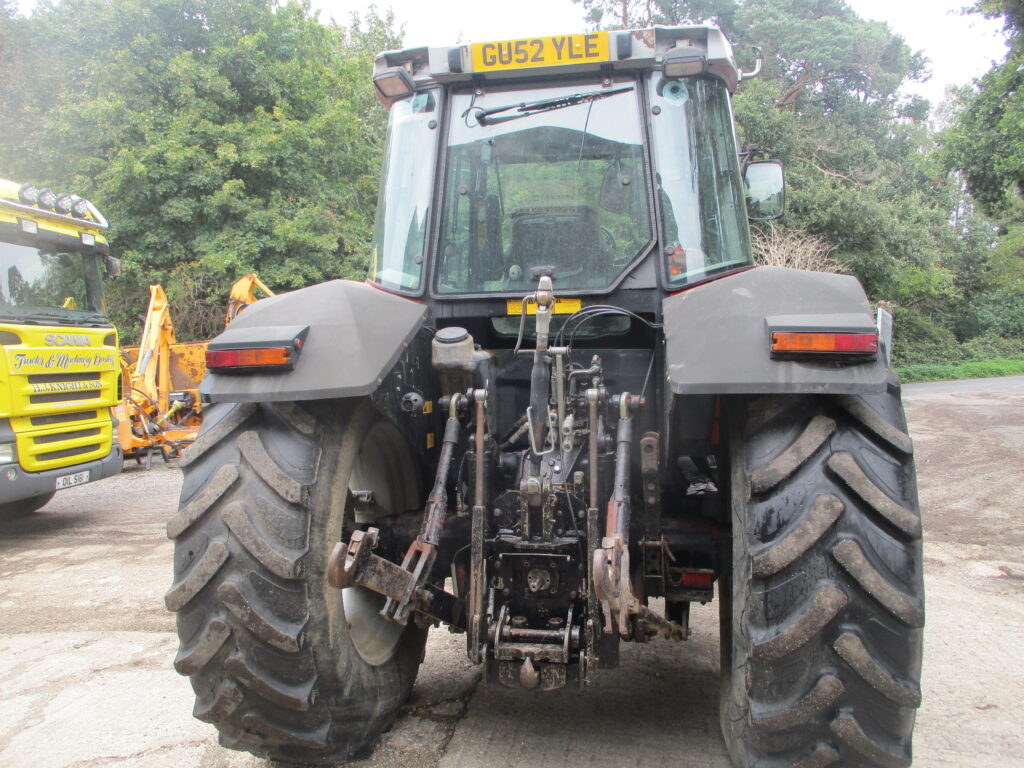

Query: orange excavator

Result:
[225,272,274,326]
[115,274,274,467]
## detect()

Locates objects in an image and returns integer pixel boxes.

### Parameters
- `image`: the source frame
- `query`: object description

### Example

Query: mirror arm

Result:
[739,46,764,81]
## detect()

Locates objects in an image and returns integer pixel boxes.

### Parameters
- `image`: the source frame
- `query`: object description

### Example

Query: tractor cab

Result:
[367,27,780,302]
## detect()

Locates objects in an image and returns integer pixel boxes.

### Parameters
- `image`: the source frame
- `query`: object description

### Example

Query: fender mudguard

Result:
[663,266,889,395]
[200,280,427,403]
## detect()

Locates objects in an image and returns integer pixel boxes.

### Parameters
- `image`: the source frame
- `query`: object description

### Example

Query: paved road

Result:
[903,374,1024,395]
[1,381,1023,767]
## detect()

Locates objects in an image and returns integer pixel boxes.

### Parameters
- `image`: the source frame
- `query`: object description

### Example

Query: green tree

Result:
[574,0,738,34]
[943,55,1024,220]
[573,0,1009,365]
[936,1,1024,348]
[0,0,400,341]
[973,0,1024,38]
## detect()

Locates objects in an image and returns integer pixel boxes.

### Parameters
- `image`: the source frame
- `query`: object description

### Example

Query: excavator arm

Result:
[118,275,275,466]
[226,273,275,326]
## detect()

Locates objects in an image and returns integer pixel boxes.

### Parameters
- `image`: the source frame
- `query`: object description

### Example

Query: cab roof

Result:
[374,25,741,94]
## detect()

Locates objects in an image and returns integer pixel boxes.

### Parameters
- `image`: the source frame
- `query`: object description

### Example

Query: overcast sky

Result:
[314,0,1009,106]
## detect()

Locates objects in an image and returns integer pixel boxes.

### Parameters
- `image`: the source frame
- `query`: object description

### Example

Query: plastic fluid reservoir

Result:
[432,326,475,393]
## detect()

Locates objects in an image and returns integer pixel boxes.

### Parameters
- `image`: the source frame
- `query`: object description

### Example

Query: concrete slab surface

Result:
[0,384,1022,767]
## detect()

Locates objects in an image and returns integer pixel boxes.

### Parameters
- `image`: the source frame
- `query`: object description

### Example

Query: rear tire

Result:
[0,492,54,519]
[166,399,427,763]
[721,380,924,767]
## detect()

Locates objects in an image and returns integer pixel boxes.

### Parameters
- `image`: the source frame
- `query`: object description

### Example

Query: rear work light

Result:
[206,346,293,371]
[204,324,308,373]
[771,331,879,356]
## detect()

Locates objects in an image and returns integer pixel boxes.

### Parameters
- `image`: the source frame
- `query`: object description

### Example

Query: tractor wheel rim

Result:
[343,586,404,665]
[342,421,408,666]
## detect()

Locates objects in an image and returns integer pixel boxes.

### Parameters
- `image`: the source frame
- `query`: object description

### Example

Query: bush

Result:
[891,308,959,366]
[892,310,1024,367]
[896,358,1024,382]
[956,333,1024,362]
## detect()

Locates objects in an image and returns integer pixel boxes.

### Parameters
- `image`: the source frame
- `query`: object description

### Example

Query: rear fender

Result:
[200,280,427,403]
[663,266,889,396]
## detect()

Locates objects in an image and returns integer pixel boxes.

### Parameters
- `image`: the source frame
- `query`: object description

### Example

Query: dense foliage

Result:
[939,0,1024,356]
[1,0,1020,365]
[0,0,399,340]
[576,0,1022,366]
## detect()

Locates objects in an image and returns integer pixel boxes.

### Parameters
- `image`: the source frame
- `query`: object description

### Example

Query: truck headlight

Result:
[0,444,15,464]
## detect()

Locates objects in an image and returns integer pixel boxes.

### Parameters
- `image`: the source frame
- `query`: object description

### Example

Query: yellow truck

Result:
[0,178,122,517]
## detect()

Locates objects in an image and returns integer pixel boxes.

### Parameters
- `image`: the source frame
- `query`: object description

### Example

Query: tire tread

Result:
[165,540,229,612]
[749,415,836,493]
[222,500,305,579]
[752,586,848,661]
[752,494,843,578]
[173,618,231,675]
[724,392,923,768]
[218,579,305,652]
[225,652,313,711]
[166,465,238,539]
[826,452,921,539]
[830,713,912,768]
[831,540,924,627]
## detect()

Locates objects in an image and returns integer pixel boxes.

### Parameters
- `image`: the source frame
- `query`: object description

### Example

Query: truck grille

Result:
[37,444,100,462]
[34,427,101,445]
[16,418,112,472]
[27,373,101,384]
[26,372,103,405]
[29,391,103,404]
[30,410,99,427]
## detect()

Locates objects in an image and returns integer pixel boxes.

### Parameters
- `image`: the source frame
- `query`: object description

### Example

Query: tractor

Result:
[167,25,923,767]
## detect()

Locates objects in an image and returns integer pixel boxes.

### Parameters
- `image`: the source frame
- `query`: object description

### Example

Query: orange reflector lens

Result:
[206,347,290,369]
[771,332,878,355]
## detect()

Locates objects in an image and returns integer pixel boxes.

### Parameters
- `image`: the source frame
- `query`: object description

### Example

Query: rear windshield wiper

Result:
[471,86,633,126]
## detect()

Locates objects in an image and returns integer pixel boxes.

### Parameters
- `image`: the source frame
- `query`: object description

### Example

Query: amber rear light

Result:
[771,331,878,355]
[206,347,291,370]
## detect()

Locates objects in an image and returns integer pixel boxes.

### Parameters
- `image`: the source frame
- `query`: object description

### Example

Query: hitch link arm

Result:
[592,394,685,642]
[327,395,468,628]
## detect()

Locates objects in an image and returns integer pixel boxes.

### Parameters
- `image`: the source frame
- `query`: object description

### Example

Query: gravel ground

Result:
[1,382,1022,767]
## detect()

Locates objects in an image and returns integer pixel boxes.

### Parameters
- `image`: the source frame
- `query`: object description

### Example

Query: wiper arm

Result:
[473,86,633,126]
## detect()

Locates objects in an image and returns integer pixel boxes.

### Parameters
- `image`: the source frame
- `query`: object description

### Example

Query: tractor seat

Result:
[506,204,601,283]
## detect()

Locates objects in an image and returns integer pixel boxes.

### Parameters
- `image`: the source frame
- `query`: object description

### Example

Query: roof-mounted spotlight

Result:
[55,193,76,215]
[36,188,58,210]
[18,184,40,205]
[372,67,416,107]
[71,197,91,219]
[663,42,707,78]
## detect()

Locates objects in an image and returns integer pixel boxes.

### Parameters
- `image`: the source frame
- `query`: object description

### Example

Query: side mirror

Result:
[104,254,121,277]
[744,160,785,220]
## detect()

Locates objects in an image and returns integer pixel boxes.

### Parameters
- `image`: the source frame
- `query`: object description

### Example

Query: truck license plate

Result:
[55,470,90,490]
[472,32,610,72]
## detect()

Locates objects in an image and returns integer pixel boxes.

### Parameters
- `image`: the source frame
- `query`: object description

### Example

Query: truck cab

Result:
[0,179,122,516]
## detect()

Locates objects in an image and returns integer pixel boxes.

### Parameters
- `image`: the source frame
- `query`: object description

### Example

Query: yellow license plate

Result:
[507,297,582,316]
[472,32,610,72]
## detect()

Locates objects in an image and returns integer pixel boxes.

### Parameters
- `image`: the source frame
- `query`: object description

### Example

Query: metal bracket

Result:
[593,534,684,641]
[640,432,661,533]
[327,528,466,629]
